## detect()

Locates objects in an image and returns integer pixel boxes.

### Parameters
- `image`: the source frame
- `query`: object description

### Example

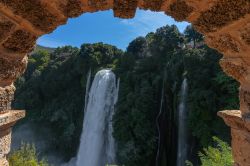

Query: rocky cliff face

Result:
[0,0,249,165]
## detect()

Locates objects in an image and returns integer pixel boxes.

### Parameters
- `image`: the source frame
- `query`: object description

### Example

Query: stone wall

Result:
[0,0,249,165]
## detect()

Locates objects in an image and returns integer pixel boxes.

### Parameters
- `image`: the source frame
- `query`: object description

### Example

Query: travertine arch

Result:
[0,0,249,165]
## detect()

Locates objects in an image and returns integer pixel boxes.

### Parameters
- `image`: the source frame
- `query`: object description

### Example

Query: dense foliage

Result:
[14,43,123,159]
[8,143,49,166]
[199,137,233,166]
[13,25,239,165]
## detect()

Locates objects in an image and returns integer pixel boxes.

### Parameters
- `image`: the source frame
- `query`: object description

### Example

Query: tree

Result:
[127,37,147,59]
[149,25,181,54]
[184,25,203,48]
[26,50,50,79]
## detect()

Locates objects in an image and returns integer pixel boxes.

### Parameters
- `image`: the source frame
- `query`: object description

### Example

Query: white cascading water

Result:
[76,69,119,166]
[177,78,188,166]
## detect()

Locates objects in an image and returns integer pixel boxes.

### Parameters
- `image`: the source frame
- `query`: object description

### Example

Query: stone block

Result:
[3,30,37,53]
[113,0,138,19]
[0,56,28,86]
[0,15,16,43]
[165,1,193,21]
[0,110,25,166]
[231,129,250,165]
[0,129,11,157]
[194,0,250,33]
[0,85,15,113]
[0,0,64,32]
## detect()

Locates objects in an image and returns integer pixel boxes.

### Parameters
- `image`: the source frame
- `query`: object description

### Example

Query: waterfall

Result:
[76,69,119,166]
[177,78,188,166]
[84,69,91,114]
[155,79,165,166]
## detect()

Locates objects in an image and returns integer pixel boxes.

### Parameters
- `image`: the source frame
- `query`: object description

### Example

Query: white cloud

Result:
[120,10,189,37]
[37,36,66,48]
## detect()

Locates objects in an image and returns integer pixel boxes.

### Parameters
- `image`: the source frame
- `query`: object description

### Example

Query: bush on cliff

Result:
[199,137,233,166]
[8,143,49,166]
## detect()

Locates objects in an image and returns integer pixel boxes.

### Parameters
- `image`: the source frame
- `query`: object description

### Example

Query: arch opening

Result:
[0,0,249,166]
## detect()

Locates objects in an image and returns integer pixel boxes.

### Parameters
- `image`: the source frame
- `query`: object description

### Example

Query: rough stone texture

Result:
[0,0,65,33]
[194,0,250,33]
[0,110,25,166]
[141,0,164,11]
[114,0,138,18]
[90,0,108,7]
[60,0,83,18]
[0,56,28,86]
[219,58,248,83]
[0,85,15,113]
[206,34,241,53]
[0,158,8,166]
[218,110,250,165]
[241,25,250,46]
[165,1,193,21]
[3,30,37,53]
[231,129,250,166]
[239,86,250,116]
[218,110,250,131]
[0,128,11,156]
[0,15,15,43]
[0,0,249,165]
[0,110,25,127]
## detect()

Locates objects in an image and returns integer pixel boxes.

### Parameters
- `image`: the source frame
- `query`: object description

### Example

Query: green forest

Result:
[11,25,239,166]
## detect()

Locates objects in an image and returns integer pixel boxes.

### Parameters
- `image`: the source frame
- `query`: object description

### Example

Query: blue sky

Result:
[37,9,189,50]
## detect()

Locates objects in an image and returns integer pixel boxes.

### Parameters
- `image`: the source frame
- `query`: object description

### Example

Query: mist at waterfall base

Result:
[63,69,119,166]
[12,123,65,165]
[177,78,189,166]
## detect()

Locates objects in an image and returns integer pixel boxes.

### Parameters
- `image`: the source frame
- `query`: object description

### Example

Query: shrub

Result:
[8,143,49,166]
[199,137,233,166]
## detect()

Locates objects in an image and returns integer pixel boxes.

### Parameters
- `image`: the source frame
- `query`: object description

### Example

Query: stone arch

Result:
[0,0,250,165]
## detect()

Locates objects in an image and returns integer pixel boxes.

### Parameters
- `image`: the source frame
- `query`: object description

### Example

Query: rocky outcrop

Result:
[218,110,250,166]
[0,0,249,165]
[0,85,15,112]
[0,111,25,166]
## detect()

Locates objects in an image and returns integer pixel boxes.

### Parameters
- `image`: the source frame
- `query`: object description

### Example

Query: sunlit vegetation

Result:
[199,137,233,166]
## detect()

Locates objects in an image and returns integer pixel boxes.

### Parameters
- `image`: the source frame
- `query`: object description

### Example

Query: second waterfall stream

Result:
[177,78,188,166]
[76,69,119,166]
